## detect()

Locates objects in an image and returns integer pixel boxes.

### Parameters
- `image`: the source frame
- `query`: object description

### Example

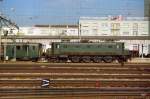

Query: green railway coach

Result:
[1,43,42,61]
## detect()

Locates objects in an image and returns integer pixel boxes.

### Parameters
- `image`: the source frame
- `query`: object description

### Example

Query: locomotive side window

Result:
[63,45,67,48]
[117,45,120,49]
[76,45,80,48]
[108,45,113,48]
[87,45,91,48]
[98,45,101,48]
[55,44,60,49]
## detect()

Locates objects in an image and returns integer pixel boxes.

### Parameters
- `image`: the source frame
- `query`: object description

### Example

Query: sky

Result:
[0,0,144,26]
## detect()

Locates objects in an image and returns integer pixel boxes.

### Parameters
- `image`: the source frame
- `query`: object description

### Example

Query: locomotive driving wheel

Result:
[50,57,59,63]
[103,56,113,63]
[70,56,80,63]
[82,56,91,63]
[93,56,102,63]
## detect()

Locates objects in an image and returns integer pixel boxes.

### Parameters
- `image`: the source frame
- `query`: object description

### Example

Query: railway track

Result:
[0,79,150,88]
[0,63,150,99]
[1,73,150,79]
[0,62,150,67]
[1,88,150,99]
[0,67,150,74]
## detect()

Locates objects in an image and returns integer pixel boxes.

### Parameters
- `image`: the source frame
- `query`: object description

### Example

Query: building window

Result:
[82,30,89,34]
[70,30,75,33]
[102,23,108,27]
[111,23,120,29]
[123,32,129,35]
[92,29,98,33]
[133,23,138,30]
[133,31,138,36]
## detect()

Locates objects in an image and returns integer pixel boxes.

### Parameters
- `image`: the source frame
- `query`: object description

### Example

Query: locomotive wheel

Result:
[93,56,102,63]
[70,56,80,63]
[103,56,113,63]
[82,56,91,63]
[50,58,59,63]
[59,58,68,63]
[118,58,124,63]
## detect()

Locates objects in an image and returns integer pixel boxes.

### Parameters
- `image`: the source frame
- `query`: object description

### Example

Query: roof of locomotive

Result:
[52,42,124,45]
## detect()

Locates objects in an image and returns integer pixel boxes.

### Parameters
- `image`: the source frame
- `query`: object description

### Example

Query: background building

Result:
[79,17,150,57]
[145,0,150,17]
[19,25,78,36]
[79,17,149,36]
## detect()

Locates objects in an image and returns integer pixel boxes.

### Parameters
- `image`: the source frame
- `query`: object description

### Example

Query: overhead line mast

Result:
[0,15,19,61]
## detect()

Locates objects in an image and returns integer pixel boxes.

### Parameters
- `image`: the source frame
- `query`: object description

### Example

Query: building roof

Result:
[34,24,78,28]
[3,36,150,40]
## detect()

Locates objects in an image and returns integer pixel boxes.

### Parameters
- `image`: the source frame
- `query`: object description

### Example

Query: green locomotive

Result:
[46,42,131,63]
[1,43,42,61]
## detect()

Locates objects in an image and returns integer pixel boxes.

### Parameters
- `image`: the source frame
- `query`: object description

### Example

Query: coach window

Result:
[56,44,60,49]
[23,45,28,51]
[32,46,35,50]
[16,46,21,50]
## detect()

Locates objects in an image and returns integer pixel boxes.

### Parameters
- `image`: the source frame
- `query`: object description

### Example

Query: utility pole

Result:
[3,30,8,61]
[78,23,82,42]
[0,0,3,61]
[13,34,16,61]
[141,44,144,58]
[0,7,19,62]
